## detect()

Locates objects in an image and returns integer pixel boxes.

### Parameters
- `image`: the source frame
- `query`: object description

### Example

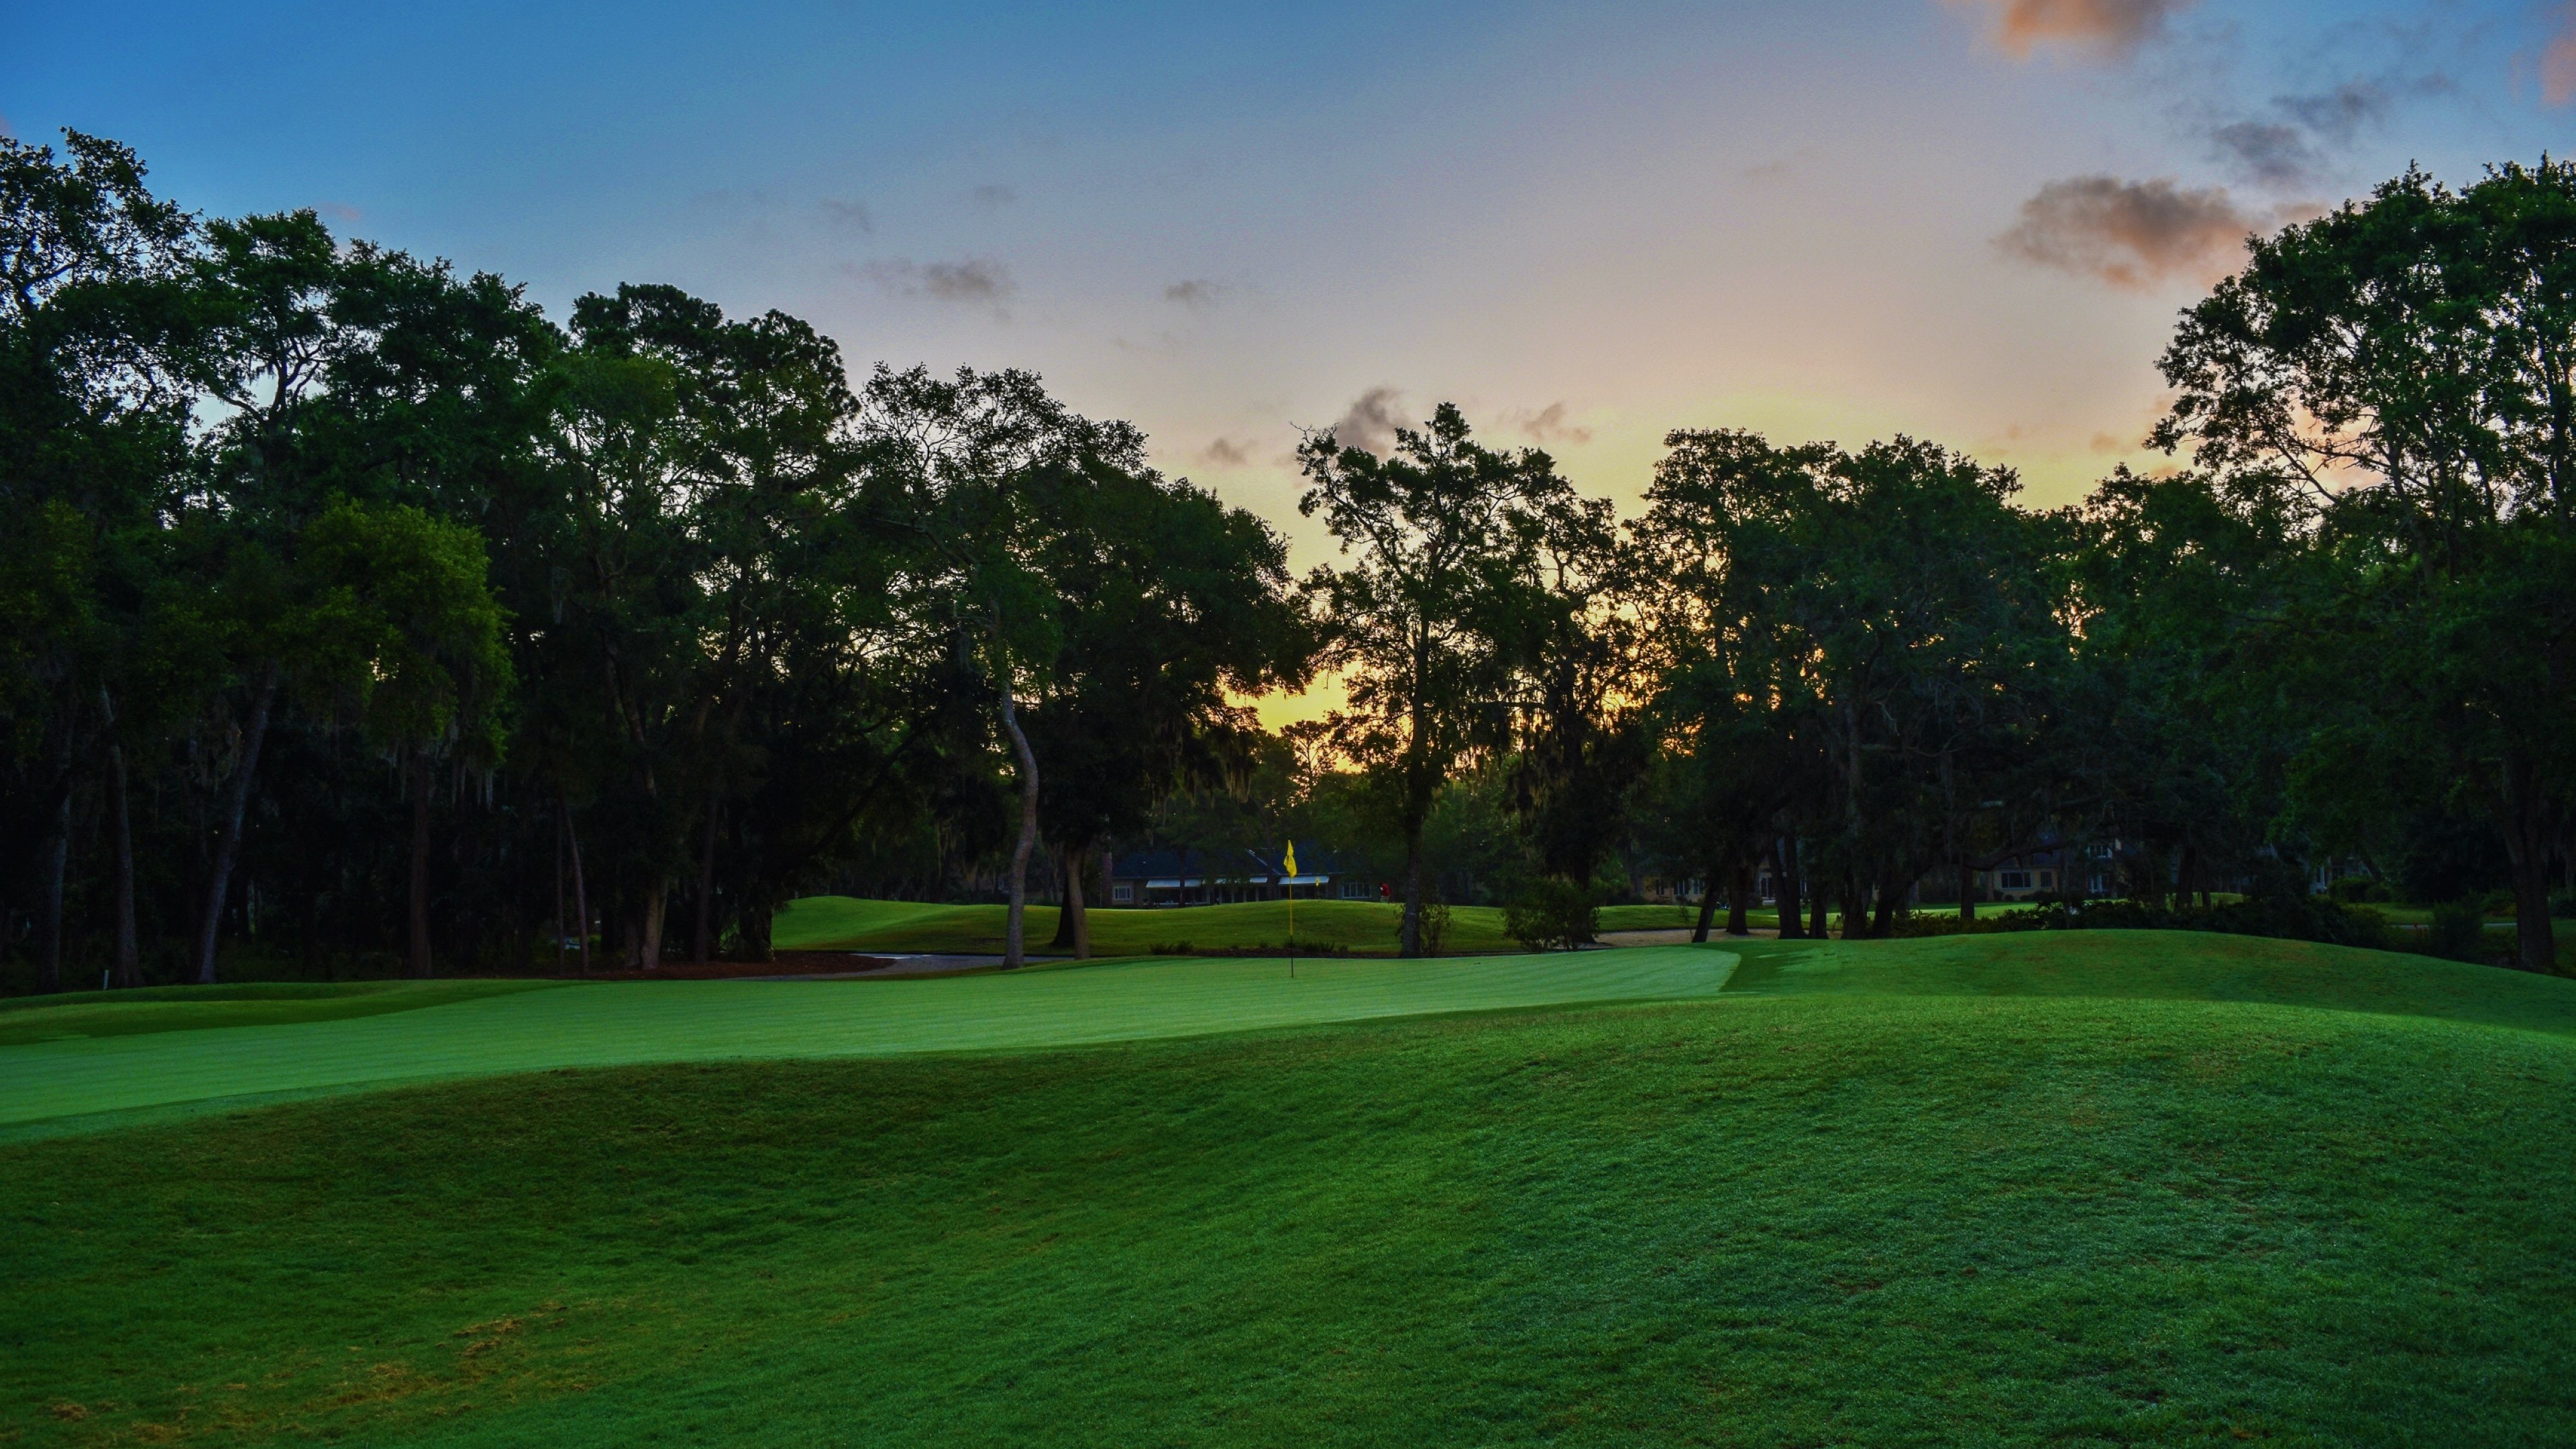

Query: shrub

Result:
[2553,891,2576,920]
[2426,901,2487,963]
[1504,880,1599,953]
[2328,876,2395,904]
[1976,894,2392,951]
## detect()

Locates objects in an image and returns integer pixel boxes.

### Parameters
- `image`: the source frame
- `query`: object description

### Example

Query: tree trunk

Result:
[1840,874,1867,941]
[1958,858,1978,923]
[1869,865,1903,938]
[1691,863,1720,943]
[554,805,568,975]
[566,798,592,974]
[692,792,720,965]
[1065,851,1090,960]
[407,748,434,979]
[2498,751,2560,973]
[1049,848,1078,949]
[633,883,666,971]
[996,663,1040,969]
[195,661,280,985]
[37,779,69,994]
[1810,870,1831,939]
[1727,861,1752,937]
[1399,822,1427,957]
[100,687,140,987]
[1774,837,1805,940]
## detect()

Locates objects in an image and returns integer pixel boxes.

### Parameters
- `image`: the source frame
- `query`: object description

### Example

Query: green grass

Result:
[0,979,566,1048]
[772,896,1700,955]
[9,932,2576,1446]
[0,949,1735,1134]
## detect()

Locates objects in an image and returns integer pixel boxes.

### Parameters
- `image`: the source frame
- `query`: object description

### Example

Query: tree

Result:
[537,284,869,969]
[861,366,1145,968]
[297,499,511,977]
[0,130,194,990]
[1299,403,1570,957]
[1640,430,2070,938]
[2157,161,2576,970]
[1499,487,1649,914]
[1028,460,1309,958]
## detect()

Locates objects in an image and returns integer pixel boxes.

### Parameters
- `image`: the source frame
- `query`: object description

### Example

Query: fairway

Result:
[771,895,1701,955]
[9,931,2576,1446]
[0,947,1735,1134]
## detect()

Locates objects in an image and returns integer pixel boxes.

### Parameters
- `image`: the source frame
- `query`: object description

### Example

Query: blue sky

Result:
[11,1,2573,588]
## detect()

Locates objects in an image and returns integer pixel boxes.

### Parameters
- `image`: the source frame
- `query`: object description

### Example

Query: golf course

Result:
[769,896,1705,956]
[9,931,2576,1446]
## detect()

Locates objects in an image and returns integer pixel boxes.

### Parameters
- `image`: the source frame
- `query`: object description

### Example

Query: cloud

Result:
[850,256,1017,308]
[2206,79,2396,187]
[317,201,363,223]
[1164,278,1226,308]
[1951,0,2197,60]
[819,198,873,233]
[2546,7,2576,105]
[1328,386,1407,455]
[2210,121,2318,188]
[2276,80,2391,145]
[1202,436,1254,466]
[1513,402,1593,447]
[1995,175,2277,288]
[971,184,1017,207]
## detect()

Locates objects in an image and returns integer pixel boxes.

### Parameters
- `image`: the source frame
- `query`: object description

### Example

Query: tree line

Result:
[5,135,2572,987]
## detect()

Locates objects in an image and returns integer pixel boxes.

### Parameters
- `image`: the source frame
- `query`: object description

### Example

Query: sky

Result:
[11,0,2576,718]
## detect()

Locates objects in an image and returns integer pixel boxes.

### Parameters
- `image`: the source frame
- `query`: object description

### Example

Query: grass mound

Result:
[771,896,1698,955]
[0,979,565,1048]
[1733,928,2576,1036]
[9,932,2576,1445]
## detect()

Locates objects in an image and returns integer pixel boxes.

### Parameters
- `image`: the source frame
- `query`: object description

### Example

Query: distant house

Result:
[1104,847,1375,907]
[1740,837,2108,906]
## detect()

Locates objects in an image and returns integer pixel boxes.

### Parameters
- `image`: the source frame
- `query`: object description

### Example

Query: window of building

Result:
[2000,870,2033,890]
[1111,884,1133,903]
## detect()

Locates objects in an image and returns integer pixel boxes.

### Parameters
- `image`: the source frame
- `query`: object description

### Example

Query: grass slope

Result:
[1731,928,2576,1034]
[771,896,1699,955]
[0,949,1735,1134]
[9,934,2576,1446]
[0,980,566,1048]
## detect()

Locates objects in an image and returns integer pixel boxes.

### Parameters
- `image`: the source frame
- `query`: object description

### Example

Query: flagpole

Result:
[1285,840,1297,979]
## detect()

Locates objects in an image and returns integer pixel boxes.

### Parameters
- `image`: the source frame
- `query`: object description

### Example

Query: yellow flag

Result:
[1283,841,1297,877]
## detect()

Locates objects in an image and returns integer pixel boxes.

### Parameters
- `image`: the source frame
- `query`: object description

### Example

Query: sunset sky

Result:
[12,0,2576,716]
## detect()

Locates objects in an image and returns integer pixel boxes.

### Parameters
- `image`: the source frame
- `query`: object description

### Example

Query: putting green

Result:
[0,947,1735,1134]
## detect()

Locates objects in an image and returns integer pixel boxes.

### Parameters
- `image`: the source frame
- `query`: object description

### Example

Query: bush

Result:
[1385,902,1452,955]
[2553,891,2576,920]
[1504,880,1599,953]
[2328,875,2395,904]
[1974,893,2392,951]
[2426,901,2487,963]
